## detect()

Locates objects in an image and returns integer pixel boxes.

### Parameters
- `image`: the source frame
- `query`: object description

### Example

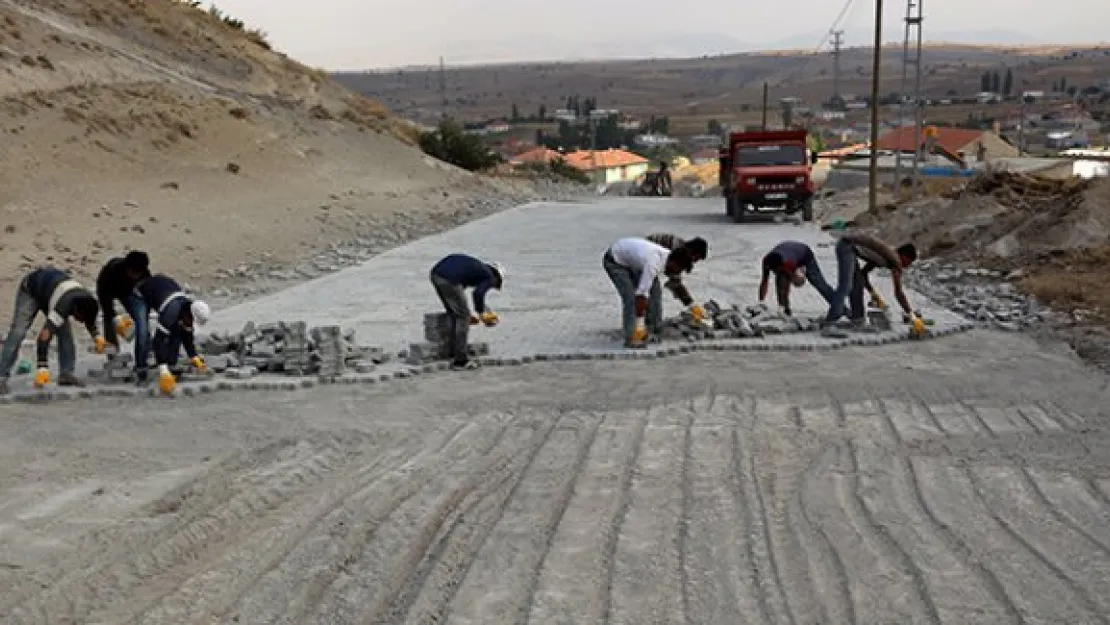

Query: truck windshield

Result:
[735,145,807,166]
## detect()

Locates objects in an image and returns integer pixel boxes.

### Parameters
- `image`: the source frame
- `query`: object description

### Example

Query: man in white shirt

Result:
[603,237,697,348]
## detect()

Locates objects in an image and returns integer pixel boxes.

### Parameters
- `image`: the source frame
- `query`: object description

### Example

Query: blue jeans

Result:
[150,298,186,368]
[0,284,76,378]
[825,240,865,323]
[802,255,835,305]
[603,251,662,342]
[124,296,150,373]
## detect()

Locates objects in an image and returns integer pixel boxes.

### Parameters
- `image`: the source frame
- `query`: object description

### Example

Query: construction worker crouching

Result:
[133,273,210,393]
[759,240,835,317]
[604,237,697,348]
[645,233,710,325]
[95,250,152,371]
[0,267,104,395]
[429,253,504,371]
[822,231,920,338]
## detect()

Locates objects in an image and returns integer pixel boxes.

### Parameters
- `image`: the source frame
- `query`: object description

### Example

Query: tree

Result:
[981,71,991,92]
[510,103,520,122]
[1003,68,1013,96]
[1061,76,1068,92]
[538,104,546,121]
[990,71,1001,93]
[418,119,500,172]
[707,119,723,135]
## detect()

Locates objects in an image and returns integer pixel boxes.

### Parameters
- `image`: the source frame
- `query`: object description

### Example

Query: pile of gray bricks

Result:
[663,300,762,340]
[405,312,490,365]
[199,321,387,378]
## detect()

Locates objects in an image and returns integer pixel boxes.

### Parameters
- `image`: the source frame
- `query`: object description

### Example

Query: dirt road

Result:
[0,329,1107,624]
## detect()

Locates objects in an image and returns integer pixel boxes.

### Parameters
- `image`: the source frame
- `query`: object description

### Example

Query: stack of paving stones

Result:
[405,312,491,365]
[198,321,387,380]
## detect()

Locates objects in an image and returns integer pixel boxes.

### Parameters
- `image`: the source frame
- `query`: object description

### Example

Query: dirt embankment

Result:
[0,0,550,316]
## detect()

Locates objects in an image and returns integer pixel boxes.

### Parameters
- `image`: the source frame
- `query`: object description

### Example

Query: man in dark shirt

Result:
[645,233,710,326]
[429,254,504,370]
[0,267,103,394]
[96,250,152,361]
[758,240,835,316]
[133,274,211,388]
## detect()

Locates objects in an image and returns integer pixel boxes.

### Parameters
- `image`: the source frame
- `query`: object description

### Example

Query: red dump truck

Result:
[718,129,817,223]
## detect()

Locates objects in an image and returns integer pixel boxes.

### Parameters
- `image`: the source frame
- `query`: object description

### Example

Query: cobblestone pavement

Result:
[203,197,968,358]
[0,331,1107,624]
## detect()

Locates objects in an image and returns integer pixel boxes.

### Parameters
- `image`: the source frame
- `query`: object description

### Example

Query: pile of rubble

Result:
[405,313,490,365]
[662,300,826,341]
[948,171,1093,209]
[906,259,1055,331]
[198,321,387,378]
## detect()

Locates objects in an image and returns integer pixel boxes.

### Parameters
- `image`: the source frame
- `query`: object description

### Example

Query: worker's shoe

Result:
[450,359,480,371]
[0,379,9,395]
[57,373,86,388]
[820,324,850,339]
[624,338,648,349]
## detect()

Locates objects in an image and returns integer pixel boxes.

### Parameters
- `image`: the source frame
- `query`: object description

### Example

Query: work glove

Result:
[94,336,107,354]
[909,313,927,337]
[634,295,649,317]
[902,310,923,324]
[33,367,50,388]
[469,314,480,326]
[869,292,888,311]
[688,304,706,323]
[115,315,135,341]
[190,356,207,373]
[157,365,176,396]
[480,311,500,327]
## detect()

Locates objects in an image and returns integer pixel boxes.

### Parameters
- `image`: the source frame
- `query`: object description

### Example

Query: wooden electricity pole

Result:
[868,0,884,213]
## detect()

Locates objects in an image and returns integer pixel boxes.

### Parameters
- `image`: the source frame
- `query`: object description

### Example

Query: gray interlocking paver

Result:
[204,197,968,358]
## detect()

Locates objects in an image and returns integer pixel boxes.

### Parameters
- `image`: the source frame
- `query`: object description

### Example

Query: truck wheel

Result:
[802,198,814,222]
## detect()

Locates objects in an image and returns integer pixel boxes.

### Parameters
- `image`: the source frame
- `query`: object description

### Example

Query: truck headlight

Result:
[796,176,805,184]
[746,178,756,185]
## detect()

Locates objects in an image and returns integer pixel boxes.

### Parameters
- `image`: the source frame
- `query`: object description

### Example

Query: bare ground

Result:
[0,330,1107,624]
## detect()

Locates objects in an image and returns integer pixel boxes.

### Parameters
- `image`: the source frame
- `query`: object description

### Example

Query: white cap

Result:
[489,262,506,282]
[190,300,211,326]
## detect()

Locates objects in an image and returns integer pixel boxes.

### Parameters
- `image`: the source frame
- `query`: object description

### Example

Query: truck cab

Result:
[719,129,817,223]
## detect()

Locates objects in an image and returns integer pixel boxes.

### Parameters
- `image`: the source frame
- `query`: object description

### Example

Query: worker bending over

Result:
[823,232,921,337]
[604,237,696,348]
[758,240,835,317]
[645,233,710,324]
[429,253,505,371]
[96,250,152,370]
[134,274,210,393]
[0,267,104,394]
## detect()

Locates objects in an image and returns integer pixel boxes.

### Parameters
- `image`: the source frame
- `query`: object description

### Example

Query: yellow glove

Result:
[33,368,50,388]
[869,291,888,310]
[95,336,107,354]
[480,311,499,326]
[689,304,706,323]
[631,319,648,343]
[911,316,927,336]
[115,315,135,341]
[157,365,176,395]
[190,356,207,373]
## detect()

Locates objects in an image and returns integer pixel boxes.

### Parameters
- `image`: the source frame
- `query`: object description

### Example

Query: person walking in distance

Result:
[95,250,152,373]
[0,266,105,394]
[133,273,211,393]
[603,237,696,348]
[429,253,505,371]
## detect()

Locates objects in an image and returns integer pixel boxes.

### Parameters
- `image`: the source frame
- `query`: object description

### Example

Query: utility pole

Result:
[893,0,924,199]
[867,0,884,214]
[438,56,447,120]
[831,30,844,104]
[761,82,769,130]
[907,0,926,197]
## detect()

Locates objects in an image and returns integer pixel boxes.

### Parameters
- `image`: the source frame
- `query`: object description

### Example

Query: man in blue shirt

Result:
[759,240,835,317]
[429,254,505,370]
[133,274,211,391]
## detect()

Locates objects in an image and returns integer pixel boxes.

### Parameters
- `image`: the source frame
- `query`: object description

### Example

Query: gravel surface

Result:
[0,197,1107,624]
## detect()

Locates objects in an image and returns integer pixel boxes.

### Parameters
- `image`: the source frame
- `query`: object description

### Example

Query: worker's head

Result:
[897,243,918,268]
[791,268,807,287]
[181,299,211,330]
[665,247,694,276]
[684,237,709,263]
[71,294,99,324]
[488,262,505,289]
[123,250,151,280]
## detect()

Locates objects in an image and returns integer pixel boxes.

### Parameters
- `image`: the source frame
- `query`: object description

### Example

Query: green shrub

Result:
[418,120,502,171]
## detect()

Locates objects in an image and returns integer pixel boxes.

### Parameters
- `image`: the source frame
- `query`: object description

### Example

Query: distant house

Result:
[509,147,563,166]
[563,149,649,184]
[617,116,642,131]
[553,108,577,122]
[633,133,679,148]
[875,127,1019,162]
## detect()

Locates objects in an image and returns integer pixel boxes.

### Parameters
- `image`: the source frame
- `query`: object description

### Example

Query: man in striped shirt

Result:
[644,233,709,326]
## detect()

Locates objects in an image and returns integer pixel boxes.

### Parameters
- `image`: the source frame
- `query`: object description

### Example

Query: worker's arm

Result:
[96,282,116,345]
[635,262,659,297]
[758,263,772,301]
[859,261,877,293]
[471,279,492,315]
[663,276,694,307]
[890,268,913,315]
[181,329,198,359]
[775,274,792,315]
[35,322,58,367]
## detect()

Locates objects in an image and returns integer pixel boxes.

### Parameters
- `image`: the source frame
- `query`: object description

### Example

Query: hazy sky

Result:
[211,0,1110,70]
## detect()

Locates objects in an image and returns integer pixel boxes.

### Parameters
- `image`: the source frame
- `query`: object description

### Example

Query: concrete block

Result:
[393,370,411,379]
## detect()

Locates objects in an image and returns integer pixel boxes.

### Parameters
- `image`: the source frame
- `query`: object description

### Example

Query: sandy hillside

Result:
[0,0,544,318]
